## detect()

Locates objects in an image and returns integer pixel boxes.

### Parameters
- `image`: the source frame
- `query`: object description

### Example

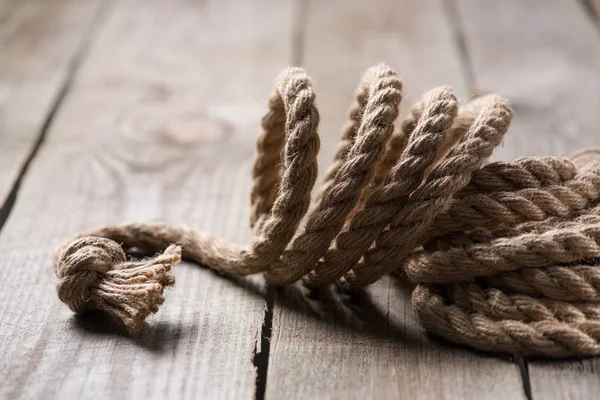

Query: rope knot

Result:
[55,236,181,332]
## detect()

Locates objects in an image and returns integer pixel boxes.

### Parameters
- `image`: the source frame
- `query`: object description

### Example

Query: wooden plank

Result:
[265,0,525,398]
[0,0,102,207]
[454,0,600,398]
[0,0,296,398]
[455,0,600,159]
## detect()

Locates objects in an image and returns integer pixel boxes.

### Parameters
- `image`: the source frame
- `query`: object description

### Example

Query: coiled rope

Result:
[53,64,600,358]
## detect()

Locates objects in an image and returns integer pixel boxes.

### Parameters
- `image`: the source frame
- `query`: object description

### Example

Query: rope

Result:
[53,64,600,357]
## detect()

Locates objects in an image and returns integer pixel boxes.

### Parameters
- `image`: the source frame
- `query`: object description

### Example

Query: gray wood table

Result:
[1,0,599,399]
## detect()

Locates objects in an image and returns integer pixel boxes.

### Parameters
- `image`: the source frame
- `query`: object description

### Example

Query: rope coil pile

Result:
[54,64,600,358]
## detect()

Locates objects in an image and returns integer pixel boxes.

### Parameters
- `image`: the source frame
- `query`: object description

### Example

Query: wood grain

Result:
[264,1,525,398]
[455,0,600,398]
[0,0,102,206]
[0,0,295,398]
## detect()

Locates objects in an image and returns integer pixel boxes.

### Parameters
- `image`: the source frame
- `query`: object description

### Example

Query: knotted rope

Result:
[53,64,600,358]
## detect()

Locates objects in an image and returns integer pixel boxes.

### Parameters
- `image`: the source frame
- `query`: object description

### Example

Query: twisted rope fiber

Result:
[53,64,600,357]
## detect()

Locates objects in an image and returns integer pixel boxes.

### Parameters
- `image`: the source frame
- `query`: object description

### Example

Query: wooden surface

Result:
[0,0,102,207]
[0,0,599,399]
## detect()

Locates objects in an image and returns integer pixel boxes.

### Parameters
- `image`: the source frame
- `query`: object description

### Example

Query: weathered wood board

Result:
[0,0,295,398]
[0,0,102,208]
[264,1,525,399]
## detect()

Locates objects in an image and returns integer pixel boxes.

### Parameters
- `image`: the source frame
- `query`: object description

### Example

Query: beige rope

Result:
[53,64,600,357]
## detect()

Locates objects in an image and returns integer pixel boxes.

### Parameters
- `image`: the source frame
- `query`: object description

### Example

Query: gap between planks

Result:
[443,1,532,397]
[0,1,113,232]
[252,1,308,397]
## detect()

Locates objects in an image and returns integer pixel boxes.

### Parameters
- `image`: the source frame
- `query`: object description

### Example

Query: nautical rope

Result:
[53,64,600,357]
